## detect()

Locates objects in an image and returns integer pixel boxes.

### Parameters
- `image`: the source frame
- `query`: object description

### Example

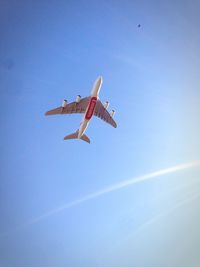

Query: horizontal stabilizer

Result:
[64,131,90,144]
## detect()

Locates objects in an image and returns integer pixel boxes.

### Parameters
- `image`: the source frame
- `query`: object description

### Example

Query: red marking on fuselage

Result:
[85,97,97,120]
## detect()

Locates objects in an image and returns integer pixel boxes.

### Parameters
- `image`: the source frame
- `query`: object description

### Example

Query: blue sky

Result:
[0,0,200,266]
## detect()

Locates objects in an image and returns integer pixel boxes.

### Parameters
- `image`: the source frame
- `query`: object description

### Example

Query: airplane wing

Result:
[45,97,90,116]
[94,100,117,128]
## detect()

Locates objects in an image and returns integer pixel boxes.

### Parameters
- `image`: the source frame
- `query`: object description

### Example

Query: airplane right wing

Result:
[45,97,90,116]
[94,100,117,128]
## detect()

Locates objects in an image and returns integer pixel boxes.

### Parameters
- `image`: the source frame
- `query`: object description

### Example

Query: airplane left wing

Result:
[45,97,90,116]
[94,100,117,128]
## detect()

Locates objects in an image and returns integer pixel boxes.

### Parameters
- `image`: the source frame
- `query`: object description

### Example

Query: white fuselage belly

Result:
[78,76,103,139]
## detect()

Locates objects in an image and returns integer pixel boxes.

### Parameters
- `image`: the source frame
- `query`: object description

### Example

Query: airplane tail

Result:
[64,130,90,144]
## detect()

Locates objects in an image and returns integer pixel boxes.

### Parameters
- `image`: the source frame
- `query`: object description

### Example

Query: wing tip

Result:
[113,122,117,128]
[45,111,55,116]
[44,108,62,116]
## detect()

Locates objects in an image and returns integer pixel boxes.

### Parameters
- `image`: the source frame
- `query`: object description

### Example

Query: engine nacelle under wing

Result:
[110,110,116,118]
[104,101,109,109]
[62,99,68,108]
[76,95,81,103]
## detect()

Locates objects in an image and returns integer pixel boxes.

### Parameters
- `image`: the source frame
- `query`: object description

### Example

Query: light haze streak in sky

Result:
[0,160,199,238]
[111,190,200,253]
[132,191,200,236]
[28,160,200,224]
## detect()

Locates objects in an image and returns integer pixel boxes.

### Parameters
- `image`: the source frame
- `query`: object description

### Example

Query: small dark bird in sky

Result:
[138,24,141,28]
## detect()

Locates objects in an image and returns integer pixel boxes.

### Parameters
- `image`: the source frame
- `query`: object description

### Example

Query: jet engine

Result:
[104,101,109,109]
[62,99,68,108]
[76,95,81,103]
[110,110,116,118]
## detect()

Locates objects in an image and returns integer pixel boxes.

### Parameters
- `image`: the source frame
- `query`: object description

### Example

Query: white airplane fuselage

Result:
[78,76,103,139]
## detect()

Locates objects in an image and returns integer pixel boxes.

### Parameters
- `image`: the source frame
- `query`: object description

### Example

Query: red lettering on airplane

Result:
[85,97,97,120]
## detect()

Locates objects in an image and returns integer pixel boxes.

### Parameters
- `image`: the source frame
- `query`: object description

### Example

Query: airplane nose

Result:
[97,76,103,88]
[91,76,103,97]
[99,76,103,83]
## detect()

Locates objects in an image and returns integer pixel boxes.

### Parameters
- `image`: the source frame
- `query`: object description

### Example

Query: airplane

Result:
[45,76,117,143]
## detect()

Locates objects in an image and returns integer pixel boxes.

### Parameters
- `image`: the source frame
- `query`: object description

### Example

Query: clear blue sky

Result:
[0,0,200,266]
